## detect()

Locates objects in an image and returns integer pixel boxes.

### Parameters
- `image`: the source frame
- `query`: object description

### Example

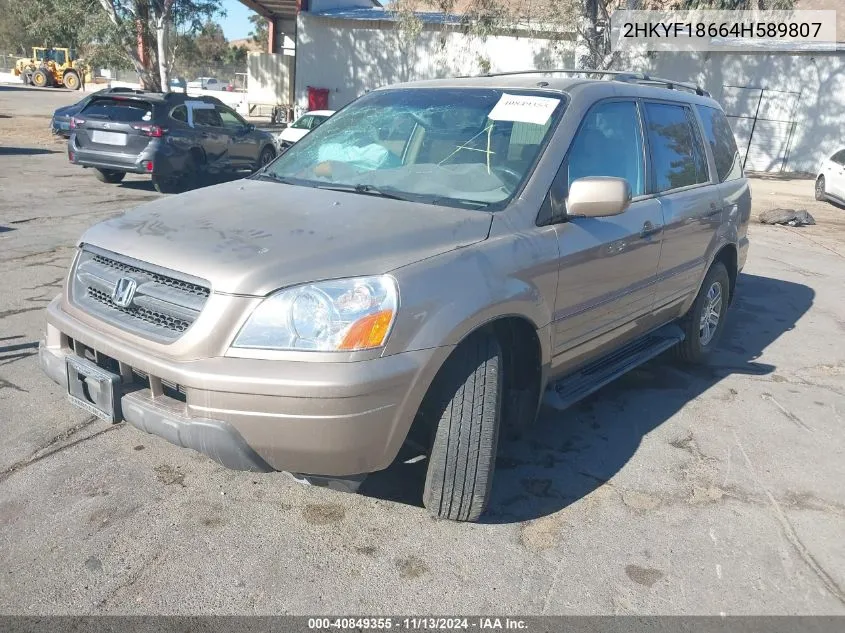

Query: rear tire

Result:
[815,175,826,201]
[152,157,198,194]
[94,169,125,184]
[152,175,180,194]
[674,262,730,364]
[422,331,502,522]
[258,145,276,170]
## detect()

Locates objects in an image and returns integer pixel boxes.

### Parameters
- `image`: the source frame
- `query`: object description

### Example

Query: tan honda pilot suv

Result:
[39,70,750,522]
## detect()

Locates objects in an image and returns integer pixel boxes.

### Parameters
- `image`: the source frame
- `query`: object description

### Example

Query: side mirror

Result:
[566,177,632,218]
[246,123,255,133]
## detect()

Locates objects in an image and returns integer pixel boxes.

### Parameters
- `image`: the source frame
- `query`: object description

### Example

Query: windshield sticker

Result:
[488,93,560,126]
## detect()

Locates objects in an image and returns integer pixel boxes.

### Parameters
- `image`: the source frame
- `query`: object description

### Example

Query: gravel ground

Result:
[1,84,844,616]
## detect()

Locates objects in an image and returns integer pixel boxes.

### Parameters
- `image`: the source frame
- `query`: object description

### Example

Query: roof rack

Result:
[470,68,710,97]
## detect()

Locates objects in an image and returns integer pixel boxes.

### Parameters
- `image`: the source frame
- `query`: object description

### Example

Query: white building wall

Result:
[295,15,576,111]
[295,14,845,173]
[634,52,845,173]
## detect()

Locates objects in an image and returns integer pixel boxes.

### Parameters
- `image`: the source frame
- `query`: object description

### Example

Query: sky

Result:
[219,0,258,41]
[218,0,394,41]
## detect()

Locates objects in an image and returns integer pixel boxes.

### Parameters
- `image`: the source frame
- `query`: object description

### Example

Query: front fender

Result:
[385,217,559,368]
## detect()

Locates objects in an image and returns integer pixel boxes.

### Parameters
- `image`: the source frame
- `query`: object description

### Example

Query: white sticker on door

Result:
[487,93,560,125]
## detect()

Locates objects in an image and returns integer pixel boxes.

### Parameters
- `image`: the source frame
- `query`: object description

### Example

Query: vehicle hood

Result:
[80,179,493,296]
[280,128,308,143]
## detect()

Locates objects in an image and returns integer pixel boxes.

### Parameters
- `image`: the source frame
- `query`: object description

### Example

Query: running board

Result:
[543,324,685,411]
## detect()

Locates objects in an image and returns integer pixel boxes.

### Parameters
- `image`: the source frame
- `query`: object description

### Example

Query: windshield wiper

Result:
[315,183,411,201]
[254,171,292,184]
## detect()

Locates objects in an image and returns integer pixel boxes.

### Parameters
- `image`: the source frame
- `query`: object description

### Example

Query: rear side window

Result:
[644,102,709,192]
[696,105,742,182]
[565,100,646,196]
[170,105,187,122]
[81,98,153,123]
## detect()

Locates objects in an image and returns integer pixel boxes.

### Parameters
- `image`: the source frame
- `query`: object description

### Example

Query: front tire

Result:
[94,168,125,184]
[674,262,730,364]
[32,69,49,88]
[63,71,80,90]
[422,331,502,522]
[815,175,826,201]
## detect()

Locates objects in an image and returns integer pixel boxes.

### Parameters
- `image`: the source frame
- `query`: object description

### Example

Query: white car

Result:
[278,110,335,151]
[816,148,845,204]
[187,77,227,91]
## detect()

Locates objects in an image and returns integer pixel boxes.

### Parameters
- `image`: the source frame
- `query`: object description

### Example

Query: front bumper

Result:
[41,296,450,476]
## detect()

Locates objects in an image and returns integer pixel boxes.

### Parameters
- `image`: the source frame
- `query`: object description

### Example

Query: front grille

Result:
[88,287,192,333]
[91,254,209,298]
[70,246,211,342]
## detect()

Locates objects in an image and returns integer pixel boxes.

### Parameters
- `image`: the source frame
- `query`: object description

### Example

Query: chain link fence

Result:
[1,51,23,72]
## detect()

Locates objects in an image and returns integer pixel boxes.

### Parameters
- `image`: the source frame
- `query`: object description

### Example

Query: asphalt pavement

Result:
[1,84,844,615]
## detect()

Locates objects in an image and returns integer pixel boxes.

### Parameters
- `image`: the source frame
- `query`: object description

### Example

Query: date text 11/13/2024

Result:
[307,617,529,630]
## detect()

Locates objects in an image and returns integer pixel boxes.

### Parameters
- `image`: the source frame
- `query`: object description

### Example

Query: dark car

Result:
[68,91,277,193]
[51,87,146,137]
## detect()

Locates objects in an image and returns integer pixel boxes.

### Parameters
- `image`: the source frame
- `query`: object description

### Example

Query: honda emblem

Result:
[112,277,137,308]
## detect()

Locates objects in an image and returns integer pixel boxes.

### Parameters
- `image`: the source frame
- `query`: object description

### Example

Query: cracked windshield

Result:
[264,88,563,208]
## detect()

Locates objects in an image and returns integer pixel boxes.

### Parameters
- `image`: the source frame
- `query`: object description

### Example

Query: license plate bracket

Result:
[91,130,127,146]
[66,355,122,422]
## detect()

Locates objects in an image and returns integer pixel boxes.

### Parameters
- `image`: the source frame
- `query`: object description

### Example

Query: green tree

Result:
[0,0,111,56]
[95,0,222,90]
[394,0,795,71]
[248,13,269,51]
[226,45,248,65]
[194,21,229,62]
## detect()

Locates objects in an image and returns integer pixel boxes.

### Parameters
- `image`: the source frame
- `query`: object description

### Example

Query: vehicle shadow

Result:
[0,147,57,156]
[360,272,814,523]
[116,172,247,193]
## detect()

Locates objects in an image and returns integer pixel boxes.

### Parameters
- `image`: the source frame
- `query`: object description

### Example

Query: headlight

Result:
[231,275,398,351]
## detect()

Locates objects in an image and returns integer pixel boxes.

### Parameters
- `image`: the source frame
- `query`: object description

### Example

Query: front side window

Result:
[696,105,742,182]
[564,100,646,197]
[265,88,565,209]
[54,49,67,65]
[193,108,222,127]
[218,107,245,129]
[645,102,710,192]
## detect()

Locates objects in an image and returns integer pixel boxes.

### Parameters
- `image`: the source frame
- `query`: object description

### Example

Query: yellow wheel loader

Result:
[14,47,84,90]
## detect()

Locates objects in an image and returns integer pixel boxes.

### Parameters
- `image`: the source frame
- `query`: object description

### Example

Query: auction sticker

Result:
[488,93,560,125]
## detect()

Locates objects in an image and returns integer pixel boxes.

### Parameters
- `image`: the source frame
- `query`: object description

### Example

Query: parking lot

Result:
[1,83,844,615]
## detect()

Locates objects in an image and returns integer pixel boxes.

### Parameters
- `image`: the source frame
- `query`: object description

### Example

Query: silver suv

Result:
[39,71,750,522]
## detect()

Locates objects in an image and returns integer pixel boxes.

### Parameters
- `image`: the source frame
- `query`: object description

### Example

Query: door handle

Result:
[640,221,662,238]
